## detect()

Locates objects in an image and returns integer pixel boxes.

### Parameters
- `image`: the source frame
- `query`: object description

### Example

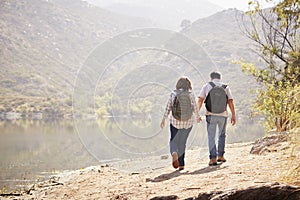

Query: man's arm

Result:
[197,97,205,122]
[228,99,236,125]
[198,97,204,110]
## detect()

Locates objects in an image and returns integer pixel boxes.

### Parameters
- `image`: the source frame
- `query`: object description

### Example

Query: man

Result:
[198,71,236,166]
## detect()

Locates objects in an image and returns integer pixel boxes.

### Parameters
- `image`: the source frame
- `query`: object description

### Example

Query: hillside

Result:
[183,8,255,63]
[1,1,262,123]
[0,0,154,118]
[182,8,260,118]
[85,9,261,123]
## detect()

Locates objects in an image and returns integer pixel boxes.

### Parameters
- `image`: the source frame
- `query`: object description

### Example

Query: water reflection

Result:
[0,120,96,192]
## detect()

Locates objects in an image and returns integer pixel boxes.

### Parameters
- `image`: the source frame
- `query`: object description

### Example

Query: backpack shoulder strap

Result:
[208,82,216,88]
[222,84,227,89]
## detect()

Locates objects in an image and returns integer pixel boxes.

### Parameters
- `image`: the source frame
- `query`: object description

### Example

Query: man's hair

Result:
[176,76,192,91]
[210,71,221,80]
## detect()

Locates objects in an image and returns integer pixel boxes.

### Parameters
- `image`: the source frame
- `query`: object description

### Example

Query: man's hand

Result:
[231,114,236,126]
[228,99,236,126]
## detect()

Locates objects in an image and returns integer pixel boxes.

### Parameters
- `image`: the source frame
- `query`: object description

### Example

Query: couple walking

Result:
[160,72,236,170]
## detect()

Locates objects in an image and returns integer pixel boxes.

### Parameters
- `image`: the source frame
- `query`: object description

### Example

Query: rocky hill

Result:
[183,8,254,63]
[0,0,153,118]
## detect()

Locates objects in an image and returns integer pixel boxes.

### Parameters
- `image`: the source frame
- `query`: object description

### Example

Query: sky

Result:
[91,0,278,11]
[207,0,277,11]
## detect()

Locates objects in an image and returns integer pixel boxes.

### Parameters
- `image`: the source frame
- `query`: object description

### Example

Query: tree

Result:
[180,19,191,30]
[240,0,300,132]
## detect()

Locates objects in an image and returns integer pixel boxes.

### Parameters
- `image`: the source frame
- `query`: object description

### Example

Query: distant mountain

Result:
[87,0,224,30]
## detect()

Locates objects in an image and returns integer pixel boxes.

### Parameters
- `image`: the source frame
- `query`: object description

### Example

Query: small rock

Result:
[161,155,169,160]
[145,178,151,182]
[149,195,179,200]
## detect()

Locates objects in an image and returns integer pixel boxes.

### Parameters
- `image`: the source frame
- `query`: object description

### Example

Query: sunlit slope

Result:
[0,0,153,115]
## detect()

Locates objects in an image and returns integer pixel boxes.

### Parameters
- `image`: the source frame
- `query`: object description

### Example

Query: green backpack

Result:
[172,90,193,121]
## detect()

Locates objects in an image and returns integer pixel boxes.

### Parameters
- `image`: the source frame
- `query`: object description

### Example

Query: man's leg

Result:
[217,116,227,161]
[206,115,217,161]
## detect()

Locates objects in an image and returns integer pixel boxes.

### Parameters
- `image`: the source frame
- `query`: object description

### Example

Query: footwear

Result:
[172,152,179,169]
[217,156,226,162]
[178,166,184,171]
[209,158,217,166]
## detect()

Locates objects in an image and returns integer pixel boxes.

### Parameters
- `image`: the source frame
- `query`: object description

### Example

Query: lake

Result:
[0,118,263,192]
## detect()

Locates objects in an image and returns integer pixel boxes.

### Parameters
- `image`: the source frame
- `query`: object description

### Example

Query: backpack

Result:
[172,90,193,121]
[204,82,228,113]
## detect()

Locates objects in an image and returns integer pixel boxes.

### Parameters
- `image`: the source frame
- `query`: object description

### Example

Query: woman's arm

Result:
[191,93,201,123]
[160,93,173,128]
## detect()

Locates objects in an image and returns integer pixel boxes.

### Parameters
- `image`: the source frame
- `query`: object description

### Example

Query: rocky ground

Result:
[2,135,300,200]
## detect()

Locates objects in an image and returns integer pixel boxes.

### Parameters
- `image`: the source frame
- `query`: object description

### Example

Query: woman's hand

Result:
[197,116,202,123]
[160,118,165,129]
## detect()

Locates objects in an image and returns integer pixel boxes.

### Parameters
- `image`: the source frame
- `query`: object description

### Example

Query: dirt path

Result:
[3,141,296,199]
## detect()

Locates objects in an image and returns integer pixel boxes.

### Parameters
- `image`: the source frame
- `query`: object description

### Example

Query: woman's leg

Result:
[170,124,179,168]
[170,124,179,155]
[177,127,192,167]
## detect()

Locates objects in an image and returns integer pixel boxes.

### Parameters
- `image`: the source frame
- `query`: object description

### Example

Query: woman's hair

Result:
[176,76,192,91]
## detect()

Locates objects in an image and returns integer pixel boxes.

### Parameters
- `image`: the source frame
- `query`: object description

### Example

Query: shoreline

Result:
[2,139,299,199]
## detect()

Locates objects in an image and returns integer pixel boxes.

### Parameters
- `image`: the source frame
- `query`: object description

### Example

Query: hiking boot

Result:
[178,166,184,171]
[172,152,179,169]
[209,158,217,166]
[217,156,226,162]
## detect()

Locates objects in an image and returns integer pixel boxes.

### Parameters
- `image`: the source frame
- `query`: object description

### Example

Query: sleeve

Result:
[163,93,173,119]
[226,86,234,100]
[198,84,207,99]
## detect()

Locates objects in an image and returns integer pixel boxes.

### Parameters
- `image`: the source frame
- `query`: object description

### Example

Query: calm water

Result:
[0,118,263,192]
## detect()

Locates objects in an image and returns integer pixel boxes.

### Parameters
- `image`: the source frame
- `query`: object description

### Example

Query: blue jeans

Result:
[170,124,192,166]
[206,115,227,159]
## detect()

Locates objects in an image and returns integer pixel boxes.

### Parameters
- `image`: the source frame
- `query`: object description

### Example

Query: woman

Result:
[160,76,201,170]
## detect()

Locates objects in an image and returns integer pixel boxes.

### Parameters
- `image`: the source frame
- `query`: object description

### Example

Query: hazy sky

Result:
[92,0,278,11]
[207,0,276,11]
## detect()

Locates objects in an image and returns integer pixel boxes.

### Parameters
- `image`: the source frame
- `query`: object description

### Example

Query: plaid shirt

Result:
[163,90,200,129]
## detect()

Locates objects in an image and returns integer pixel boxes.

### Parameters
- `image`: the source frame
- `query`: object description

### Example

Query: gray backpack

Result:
[204,82,228,113]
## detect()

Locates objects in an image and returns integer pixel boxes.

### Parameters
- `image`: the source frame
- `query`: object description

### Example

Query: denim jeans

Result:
[170,124,192,166]
[206,115,227,159]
